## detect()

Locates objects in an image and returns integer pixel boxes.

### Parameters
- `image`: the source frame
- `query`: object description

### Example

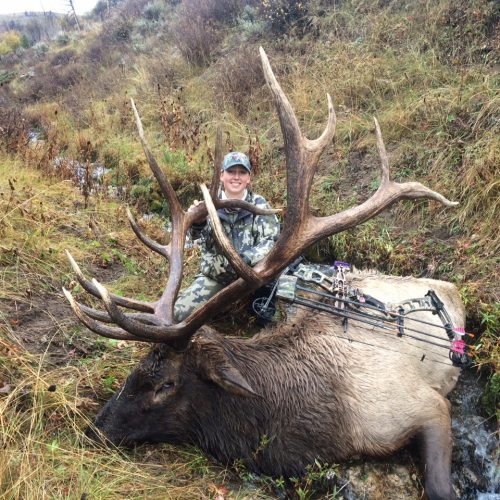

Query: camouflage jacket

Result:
[192,190,280,285]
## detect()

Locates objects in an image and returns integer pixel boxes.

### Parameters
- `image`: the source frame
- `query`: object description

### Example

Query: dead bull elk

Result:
[64,48,464,499]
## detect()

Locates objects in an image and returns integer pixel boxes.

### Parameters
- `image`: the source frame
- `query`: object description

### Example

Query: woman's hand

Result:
[188,199,207,224]
[189,199,201,211]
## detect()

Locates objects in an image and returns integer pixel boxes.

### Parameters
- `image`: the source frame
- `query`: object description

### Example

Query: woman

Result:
[174,152,280,322]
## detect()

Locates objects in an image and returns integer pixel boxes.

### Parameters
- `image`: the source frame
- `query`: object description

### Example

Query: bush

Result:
[142,0,166,21]
[0,107,30,154]
[254,0,310,36]
[212,46,265,115]
[49,48,77,67]
[172,0,244,66]
[23,61,87,101]
[134,18,160,36]
[20,34,30,49]
[112,18,134,42]
[0,70,17,86]
[172,10,220,65]
[0,31,21,55]
[32,42,49,57]
[56,33,71,46]
[238,5,268,40]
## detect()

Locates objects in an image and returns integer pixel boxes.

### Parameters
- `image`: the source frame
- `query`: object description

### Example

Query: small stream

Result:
[450,369,499,499]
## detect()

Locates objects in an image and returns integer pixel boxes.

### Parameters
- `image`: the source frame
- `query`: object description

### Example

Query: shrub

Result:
[112,18,134,42]
[172,11,221,66]
[238,5,268,40]
[0,107,30,155]
[142,0,165,21]
[23,62,87,101]
[20,34,30,49]
[254,0,310,36]
[134,18,160,37]
[211,46,265,115]
[56,33,71,46]
[32,42,49,57]
[49,48,77,67]
[172,0,244,66]
[0,31,21,55]
[24,19,44,44]
[0,70,17,86]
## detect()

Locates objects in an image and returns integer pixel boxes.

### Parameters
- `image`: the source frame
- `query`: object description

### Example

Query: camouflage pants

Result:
[173,274,225,322]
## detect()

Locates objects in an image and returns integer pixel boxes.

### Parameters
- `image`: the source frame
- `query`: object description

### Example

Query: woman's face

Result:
[220,165,251,199]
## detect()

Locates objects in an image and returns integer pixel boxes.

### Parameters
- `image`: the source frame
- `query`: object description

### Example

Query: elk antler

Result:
[64,47,457,344]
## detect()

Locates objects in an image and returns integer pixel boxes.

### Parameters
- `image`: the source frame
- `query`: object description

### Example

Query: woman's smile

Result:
[221,165,251,198]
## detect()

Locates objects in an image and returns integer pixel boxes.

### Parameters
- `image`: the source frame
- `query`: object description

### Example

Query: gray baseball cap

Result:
[221,152,251,172]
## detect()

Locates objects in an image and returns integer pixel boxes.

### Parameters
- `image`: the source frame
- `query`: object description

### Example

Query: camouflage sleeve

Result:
[240,198,280,266]
[190,220,207,241]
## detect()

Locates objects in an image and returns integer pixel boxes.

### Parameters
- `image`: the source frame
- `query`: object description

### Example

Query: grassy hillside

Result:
[0,0,498,497]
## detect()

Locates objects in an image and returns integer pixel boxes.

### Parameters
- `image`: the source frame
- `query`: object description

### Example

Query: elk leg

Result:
[419,400,456,500]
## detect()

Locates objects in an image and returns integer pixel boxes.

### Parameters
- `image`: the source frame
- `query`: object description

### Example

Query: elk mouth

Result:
[84,424,169,449]
[83,425,133,448]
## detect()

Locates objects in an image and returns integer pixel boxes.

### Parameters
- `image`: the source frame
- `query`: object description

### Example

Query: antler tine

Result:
[259,47,301,165]
[126,207,170,260]
[130,99,194,324]
[200,184,262,286]
[63,287,144,341]
[131,99,183,217]
[374,117,390,184]
[306,94,337,160]
[65,250,155,312]
[259,47,335,232]
[210,126,223,199]
[78,301,165,326]
[311,120,458,240]
[92,279,187,341]
[217,199,280,214]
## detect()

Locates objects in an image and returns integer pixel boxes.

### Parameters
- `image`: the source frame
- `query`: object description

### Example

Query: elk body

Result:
[64,48,463,500]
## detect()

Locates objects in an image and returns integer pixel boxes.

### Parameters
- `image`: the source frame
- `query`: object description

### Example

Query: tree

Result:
[67,0,81,31]
[25,19,43,43]
[0,31,21,55]
[20,34,30,49]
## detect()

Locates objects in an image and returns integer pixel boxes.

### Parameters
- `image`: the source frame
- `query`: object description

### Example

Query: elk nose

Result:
[84,425,98,441]
[84,425,111,447]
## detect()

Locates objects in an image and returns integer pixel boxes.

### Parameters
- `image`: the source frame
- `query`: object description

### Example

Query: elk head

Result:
[63,48,457,447]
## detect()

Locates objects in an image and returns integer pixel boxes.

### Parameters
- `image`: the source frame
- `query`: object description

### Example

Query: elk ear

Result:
[193,338,258,398]
[205,364,257,398]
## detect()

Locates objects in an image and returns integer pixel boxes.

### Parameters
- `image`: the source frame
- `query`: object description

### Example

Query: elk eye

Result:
[154,382,174,398]
[156,382,174,394]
